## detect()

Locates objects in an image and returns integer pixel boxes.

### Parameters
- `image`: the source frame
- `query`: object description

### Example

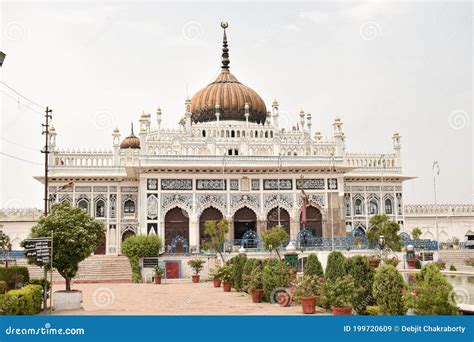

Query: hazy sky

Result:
[0,0,472,208]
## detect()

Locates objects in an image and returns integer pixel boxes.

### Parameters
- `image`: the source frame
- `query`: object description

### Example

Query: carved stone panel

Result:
[147,194,158,220]
[197,179,226,191]
[251,179,260,191]
[263,179,292,190]
[161,179,192,190]
[296,178,325,190]
[230,194,260,213]
[161,194,193,213]
[197,194,227,214]
[263,194,293,210]
[147,179,158,190]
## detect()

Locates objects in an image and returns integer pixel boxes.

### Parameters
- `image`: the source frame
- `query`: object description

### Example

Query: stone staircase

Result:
[439,250,474,272]
[17,255,132,283]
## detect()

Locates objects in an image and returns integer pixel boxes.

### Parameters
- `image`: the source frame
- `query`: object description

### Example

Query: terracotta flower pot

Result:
[252,289,264,303]
[369,260,380,268]
[154,276,162,284]
[301,296,316,314]
[192,275,200,283]
[223,281,232,292]
[332,306,353,316]
[213,278,221,287]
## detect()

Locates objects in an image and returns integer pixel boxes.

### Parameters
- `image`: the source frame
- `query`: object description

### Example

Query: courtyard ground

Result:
[48,281,328,315]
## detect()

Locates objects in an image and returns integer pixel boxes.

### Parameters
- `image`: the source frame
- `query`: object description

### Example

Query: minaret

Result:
[49,126,57,165]
[156,106,162,138]
[244,103,250,127]
[392,132,402,167]
[272,99,279,128]
[215,102,220,123]
[112,127,121,166]
[299,110,305,132]
[306,112,312,137]
[333,116,344,156]
[139,111,148,155]
[185,97,192,135]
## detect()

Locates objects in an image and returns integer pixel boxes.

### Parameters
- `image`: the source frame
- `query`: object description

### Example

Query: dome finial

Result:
[220,21,230,70]
[131,121,134,135]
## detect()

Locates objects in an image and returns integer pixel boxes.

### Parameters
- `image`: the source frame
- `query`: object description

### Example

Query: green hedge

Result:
[304,254,324,277]
[0,266,30,290]
[344,255,375,314]
[373,265,406,315]
[325,251,346,282]
[262,259,289,302]
[121,235,162,283]
[230,255,247,291]
[1,285,43,315]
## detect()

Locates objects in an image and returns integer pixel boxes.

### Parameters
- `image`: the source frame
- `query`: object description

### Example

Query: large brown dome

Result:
[190,22,267,124]
[191,70,267,123]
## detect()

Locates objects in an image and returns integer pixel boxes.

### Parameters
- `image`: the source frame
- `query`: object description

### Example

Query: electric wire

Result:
[0,151,42,165]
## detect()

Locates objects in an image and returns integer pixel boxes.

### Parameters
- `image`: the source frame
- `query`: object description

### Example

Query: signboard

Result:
[24,238,52,265]
[142,258,159,268]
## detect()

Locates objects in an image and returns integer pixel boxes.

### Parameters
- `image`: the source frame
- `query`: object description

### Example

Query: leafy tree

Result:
[367,215,403,251]
[262,258,289,302]
[325,251,346,282]
[260,226,289,260]
[121,235,162,282]
[204,218,229,263]
[344,255,375,314]
[405,263,458,315]
[304,254,324,277]
[0,230,12,279]
[22,202,103,291]
[411,228,422,240]
[373,265,406,315]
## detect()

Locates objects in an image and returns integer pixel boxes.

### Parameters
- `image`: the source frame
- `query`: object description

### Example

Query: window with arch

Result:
[124,199,136,214]
[95,199,106,217]
[234,149,239,156]
[354,199,363,215]
[231,130,235,138]
[385,198,393,215]
[228,149,233,156]
[77,199,89,213]
[369,199,379,215]
[202,130,206,138]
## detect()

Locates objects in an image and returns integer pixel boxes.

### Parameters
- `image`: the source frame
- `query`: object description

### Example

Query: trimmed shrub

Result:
[0,281,6,293]
[1,285,42,315]
[325,251,346,282]
[304,254,324,277]
[0,266,30,290]
[29,278,50,299]
[230,255,247,291]
[262,259,289,302]
[344,255,375,314]
[242,259,258,287]
[373,265,406,315]
[121,235,162,283]
[405,263,458,315]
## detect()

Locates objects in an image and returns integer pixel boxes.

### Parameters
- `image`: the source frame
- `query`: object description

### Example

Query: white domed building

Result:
[40,23,413,257]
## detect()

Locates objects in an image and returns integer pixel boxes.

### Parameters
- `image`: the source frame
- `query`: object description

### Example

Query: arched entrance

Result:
[302,206,323,238]
[266,207,290,235]
[233,207,257,242]
[122,230,135,242]
[94,230,106,255]
[199,207,223,247]
[165,207,190,253]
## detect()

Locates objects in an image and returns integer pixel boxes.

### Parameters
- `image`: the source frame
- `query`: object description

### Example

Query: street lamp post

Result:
[277,153,282,227]
[379,154,384,215]
[432,161,440,251]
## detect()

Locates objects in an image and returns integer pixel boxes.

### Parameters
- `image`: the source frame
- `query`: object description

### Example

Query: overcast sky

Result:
[0,0,472,209]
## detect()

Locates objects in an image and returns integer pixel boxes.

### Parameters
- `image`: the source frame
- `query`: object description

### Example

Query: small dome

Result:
[120,124,140,149]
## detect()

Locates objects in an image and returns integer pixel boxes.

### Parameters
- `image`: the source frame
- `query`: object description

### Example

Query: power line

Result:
[0,136,39,151]
[0,81,45,110]
[0,151,42,165]
[0,88,44,115]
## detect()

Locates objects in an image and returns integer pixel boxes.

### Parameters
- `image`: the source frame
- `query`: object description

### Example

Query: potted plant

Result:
[248,266,264,303]
[326,275,357,316]
[154,265,164,284]
[384,257,400,268]
[187,259,206,283]
[451,237,460,250]
[368,255,381,268]
[295,276,324,314]
[220,263,234,292]
[210,265,222,287]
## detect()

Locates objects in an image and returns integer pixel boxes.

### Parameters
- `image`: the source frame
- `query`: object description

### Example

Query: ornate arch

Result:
[196,194,227,216]
[230,194,260,216]
[161,194,193,216]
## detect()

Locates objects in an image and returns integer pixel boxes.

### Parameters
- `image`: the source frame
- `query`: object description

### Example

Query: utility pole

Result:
[433,161,440,251]
[41,107,52,216]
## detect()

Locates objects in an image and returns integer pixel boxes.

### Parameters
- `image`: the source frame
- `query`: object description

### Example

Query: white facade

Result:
[0,208,42,250]
[404,204,474,243]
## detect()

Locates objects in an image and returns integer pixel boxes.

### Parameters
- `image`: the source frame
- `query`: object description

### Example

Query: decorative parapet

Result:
[0,208,43,221]
[404,204,474,216]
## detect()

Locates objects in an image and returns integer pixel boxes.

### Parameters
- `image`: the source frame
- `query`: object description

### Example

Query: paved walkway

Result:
[49,281,328,315]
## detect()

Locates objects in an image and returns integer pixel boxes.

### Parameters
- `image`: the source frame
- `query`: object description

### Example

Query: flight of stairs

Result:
[17,255,132,283]
[439,250,474,272]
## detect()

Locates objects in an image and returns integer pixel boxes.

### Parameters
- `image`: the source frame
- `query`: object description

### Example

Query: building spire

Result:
[220,21,230,70]
[131,122,134,135]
